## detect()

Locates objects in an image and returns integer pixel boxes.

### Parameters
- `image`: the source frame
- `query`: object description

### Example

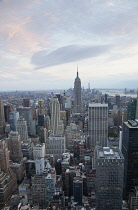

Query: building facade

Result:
[88,103,108,148]
[122,120,138,198]
[96,146,124,210]
[74,70,82,113]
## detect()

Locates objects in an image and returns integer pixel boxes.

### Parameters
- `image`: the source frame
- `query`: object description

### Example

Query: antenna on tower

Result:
[77,65,79,77]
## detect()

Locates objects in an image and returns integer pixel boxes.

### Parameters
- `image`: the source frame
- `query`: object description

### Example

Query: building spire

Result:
[77,65,79,78]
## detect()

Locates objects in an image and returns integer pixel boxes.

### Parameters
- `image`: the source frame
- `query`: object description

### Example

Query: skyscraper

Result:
[73,176,83,205]
[74,69,82,113]
[88,103,108,148]
[96,146,124,210]
[8,131,23,162]
[51,97,64,136]
[17,116,28,141]
[135,90,138,119]
[122,120,138,198]
[0,100,5,135]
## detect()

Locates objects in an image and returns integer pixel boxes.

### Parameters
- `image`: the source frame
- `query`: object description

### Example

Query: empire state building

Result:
[74,69,82,113]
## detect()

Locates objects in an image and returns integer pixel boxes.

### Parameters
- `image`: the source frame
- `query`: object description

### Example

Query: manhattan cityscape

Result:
[1,0,138,210]
[0,71,138,209]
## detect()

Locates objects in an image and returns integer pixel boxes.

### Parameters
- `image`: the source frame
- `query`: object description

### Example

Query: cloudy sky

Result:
[0,0,138,90]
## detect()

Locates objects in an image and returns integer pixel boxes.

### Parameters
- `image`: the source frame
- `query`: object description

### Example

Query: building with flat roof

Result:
[122,120,138,198]
[96,146,124,210]
[88,103,108,148]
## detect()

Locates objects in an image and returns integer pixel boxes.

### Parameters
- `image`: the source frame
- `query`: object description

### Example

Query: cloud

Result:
[31,44,112,69]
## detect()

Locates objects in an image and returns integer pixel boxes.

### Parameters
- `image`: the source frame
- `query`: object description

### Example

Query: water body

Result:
[99,89,137,98]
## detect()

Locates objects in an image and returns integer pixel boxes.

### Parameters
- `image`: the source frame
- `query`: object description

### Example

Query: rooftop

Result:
[97,147,124,160]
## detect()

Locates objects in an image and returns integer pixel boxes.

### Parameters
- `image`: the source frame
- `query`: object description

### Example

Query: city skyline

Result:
[1,0,138,90]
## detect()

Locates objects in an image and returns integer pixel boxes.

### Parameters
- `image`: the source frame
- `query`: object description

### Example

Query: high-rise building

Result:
[115,94,120,108]
[0,100,5,135]
[88,103,108,148]
[122,120,138,198]
[96,146,124,210]
[0,171,17,207]
[17,107,32,135]
[0,141,9,173]
[8,131,23,162]
[74,69,82,113]
[38,99,45,115]
[4,104,13,123]
[33,143,45,159]
[127,99,137,120]
[9,111,19,131]
[46,136,66,161]
[23,98,30,107]
[17,116,28,141]
[51,97,64,136]
[73,176,83,205]
[135,91,138,119]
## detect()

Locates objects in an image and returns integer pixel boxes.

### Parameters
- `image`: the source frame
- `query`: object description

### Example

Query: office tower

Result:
[45,172,56,203]
[17,116,28,141]
[21,141,32,159]
[33,143,45,159]
[16,107,32,134]
[38,126,47,143]
[122,120,138,198]
[38,99,45,115]
[51,97,64,136]
[9,111,19,131]
[46,136,66,161]
[23,98,30,107]
[31,174,47,208]
[4,104,13,123]
[104,94,108,103]
[0,145,9,173]
[0,100,5,135]
[56,94,64,110]
[115,94,120,108]
[73,176,83,205]
[88,103,108,148]
[38,114,45,126]
[8,131,23,162]
[35,158,45,175]
[74,69,82,113]
[96,147,124,210]
[127,99,137,120]
[0,171,17,207]
[136,90,138,119]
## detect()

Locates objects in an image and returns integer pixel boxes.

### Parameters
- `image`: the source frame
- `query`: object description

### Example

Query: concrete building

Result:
[0,100,5,135]
[17,117,28,141]
[88,103,108,148]
[46,135,66,161]
[74,69,82,113]
[16,107,32,135]
[51,97,64,136]
[0,146,9,173]
[9,111,19,132]
[33,143,45,159]
[122,120,138,198]
[8,131,23,162]
[96,146,124,210]
[35,158,45,175]
[38,99,45,115]
[23,99,30,107]
[0,171,17,207]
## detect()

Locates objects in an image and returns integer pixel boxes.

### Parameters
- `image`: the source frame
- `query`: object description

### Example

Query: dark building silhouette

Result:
[122,120,138,198]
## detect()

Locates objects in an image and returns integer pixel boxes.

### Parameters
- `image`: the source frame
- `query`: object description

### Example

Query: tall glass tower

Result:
[74,69,82,113]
